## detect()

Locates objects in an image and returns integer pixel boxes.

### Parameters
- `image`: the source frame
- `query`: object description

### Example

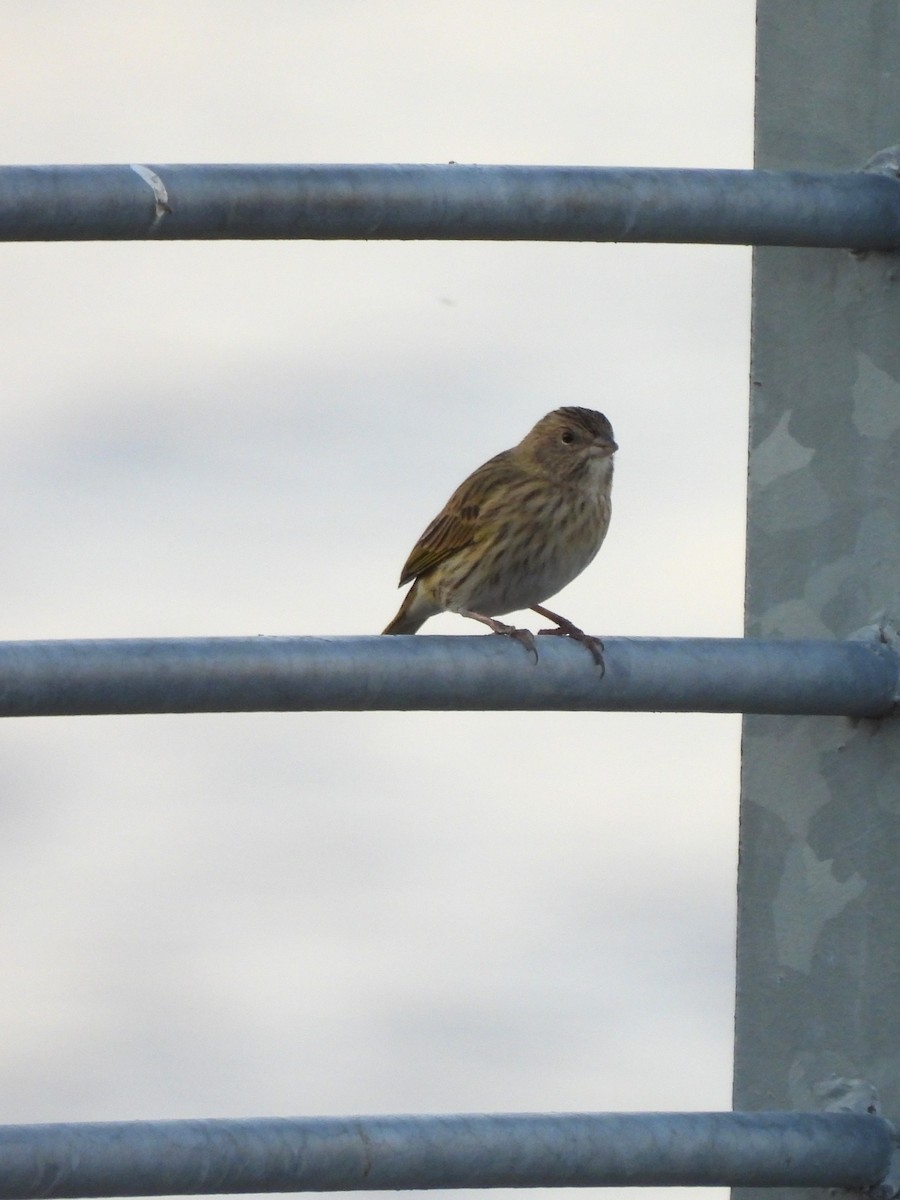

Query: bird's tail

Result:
[382,583,429,634]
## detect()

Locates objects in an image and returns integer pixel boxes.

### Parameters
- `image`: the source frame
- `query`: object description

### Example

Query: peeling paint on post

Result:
[736,7,900,1200]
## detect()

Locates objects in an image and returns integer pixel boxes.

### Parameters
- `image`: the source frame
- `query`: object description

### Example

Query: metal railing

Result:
[0,1111,895,1198]
[0,635,895,718]
[0,161,898,247]
[4,149,900,1197]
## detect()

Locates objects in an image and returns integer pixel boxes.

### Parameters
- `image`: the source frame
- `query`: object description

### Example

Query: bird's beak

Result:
[593,437,618,457]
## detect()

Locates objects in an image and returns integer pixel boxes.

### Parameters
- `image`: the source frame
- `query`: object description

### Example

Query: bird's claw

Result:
[537,625,605,673]
[491,622,539,663]
[510,627,539,664]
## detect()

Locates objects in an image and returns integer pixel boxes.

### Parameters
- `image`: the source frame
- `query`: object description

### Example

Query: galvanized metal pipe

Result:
[0,1111,892,1197]
[1,163,899,247]
[0,636,895,718]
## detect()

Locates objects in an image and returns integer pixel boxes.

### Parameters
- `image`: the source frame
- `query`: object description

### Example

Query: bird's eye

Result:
[560,430,575,444]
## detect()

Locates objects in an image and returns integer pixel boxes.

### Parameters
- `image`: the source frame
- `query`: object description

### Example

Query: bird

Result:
[382,406,616,664]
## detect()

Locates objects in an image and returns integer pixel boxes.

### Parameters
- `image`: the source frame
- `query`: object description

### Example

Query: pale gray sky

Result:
[0,6,754,1200]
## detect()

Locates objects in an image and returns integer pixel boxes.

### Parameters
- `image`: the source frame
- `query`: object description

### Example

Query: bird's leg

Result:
[458,609,538,663]
[532,604,605,671]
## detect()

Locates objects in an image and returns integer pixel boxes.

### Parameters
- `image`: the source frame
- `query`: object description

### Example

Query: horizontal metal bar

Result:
[0,163,899,247]
[0,1111,892,1197]
[0,636,895,718]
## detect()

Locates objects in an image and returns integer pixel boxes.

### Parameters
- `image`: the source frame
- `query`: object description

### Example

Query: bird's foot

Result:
[459,609,539,662]
[537,624,605,669]
[533,606,605,672]
[495,623,539,663]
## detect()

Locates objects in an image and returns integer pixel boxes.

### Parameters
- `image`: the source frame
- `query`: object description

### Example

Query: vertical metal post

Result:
[736,6,900,1200]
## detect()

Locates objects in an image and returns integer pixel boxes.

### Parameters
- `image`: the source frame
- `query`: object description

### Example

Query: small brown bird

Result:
[382,406,616,663]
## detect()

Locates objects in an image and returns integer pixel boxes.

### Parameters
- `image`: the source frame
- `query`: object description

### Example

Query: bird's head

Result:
[517,407,618,480]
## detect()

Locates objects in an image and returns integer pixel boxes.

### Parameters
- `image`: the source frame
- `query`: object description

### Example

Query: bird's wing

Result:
[398,450,520,585]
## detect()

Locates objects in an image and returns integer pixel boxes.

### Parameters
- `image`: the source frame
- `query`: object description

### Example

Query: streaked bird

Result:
[382,406,616,664]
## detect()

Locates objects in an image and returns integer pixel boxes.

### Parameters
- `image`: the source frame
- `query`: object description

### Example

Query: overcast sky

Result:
[0,6,754,1200]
